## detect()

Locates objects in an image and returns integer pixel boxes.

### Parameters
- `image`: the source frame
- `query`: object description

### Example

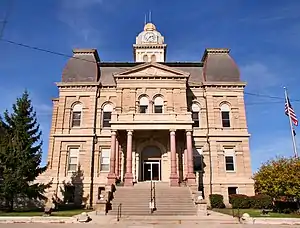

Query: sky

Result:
[0,0,300,173]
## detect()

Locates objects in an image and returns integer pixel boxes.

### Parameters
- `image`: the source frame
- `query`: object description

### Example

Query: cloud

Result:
[58,0,105,47]
[251,135,297,172]
[240,63,280,91]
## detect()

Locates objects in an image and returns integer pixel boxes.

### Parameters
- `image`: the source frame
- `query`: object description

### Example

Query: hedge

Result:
[250,194,273,209]
[209,194,225,208]
[229,194,250,209]
[229,194,273,209]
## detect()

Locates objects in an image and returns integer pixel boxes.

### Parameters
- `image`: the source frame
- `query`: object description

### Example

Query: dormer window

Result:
[139,96,149,113]
[154,96,163,113]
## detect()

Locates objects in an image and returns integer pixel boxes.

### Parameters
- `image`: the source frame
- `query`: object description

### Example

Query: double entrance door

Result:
[143,160,161,181]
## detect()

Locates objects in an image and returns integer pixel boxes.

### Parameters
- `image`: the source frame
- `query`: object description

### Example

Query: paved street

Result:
[1,224,299,228]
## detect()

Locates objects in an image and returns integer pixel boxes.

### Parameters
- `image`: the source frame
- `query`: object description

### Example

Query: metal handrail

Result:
[153,181,156,211]
[150,181,153,213]
[117,203,122,221]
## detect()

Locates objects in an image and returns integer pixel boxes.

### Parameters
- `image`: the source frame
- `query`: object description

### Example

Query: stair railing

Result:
[153,181,156,212]
[116,203,122,221]
[150,180,157,214]
[150,180,153,213]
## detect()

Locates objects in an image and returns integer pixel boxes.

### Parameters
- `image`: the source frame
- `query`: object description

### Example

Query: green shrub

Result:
[273,201,298,214]
[250,194,273,209]
[229,194,250,209]
[209,194,225,208]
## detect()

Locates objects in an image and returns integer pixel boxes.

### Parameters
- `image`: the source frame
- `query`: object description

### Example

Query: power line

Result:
[245,92,300,103]
[0,38,129,70]
[0,0,13,38]
[1,38,299,105]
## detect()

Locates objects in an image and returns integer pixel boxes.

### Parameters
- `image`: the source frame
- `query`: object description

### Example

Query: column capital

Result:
[169,129,176,133]
[111,130,117,136]
[127,130,133,135]
[186,130,192,136]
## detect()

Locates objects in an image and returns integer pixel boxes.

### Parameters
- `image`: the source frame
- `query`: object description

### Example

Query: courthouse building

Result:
[44,22,254,206]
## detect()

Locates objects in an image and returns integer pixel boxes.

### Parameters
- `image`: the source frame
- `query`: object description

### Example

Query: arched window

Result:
[71,103,82,127]
[154,96,163,113]
[143,55,148,62]
[221,103,231,127]
[151,54,156,62]
[191,103,200,128]
[102,103,113,128]
[139,96,149,113]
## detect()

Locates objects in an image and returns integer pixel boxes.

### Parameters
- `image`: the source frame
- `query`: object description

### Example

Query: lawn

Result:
[212,208,300,218]
[0,209,92,217]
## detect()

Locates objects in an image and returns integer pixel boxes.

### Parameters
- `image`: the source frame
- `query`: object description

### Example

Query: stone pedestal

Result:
[95,199,107,215]
[107,173,116,185]
[195,199,208,216]
[169,173,179,186]
[124,173,133,186]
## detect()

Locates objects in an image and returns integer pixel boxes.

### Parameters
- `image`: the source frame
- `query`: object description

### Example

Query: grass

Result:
[0,209,92,217]
[212,208,300,218]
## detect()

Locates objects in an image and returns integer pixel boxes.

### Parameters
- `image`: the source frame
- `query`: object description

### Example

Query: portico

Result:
[107,128,196,186]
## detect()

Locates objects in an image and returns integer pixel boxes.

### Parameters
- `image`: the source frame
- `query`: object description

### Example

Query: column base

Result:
[186,173,196,185]
[107,173,116,185]
[124,173,133,186]
[169,173,179,187]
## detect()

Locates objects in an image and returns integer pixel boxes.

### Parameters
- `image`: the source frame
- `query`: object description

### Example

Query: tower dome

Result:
[144,23,156,31]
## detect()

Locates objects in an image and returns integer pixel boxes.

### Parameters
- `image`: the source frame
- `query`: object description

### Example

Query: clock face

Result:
[143,32,157,43]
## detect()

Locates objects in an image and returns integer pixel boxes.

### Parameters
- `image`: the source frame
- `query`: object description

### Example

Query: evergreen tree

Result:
[0,91,49,211]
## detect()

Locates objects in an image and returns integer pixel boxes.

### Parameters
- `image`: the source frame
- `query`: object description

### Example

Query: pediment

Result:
[114,62,190,78]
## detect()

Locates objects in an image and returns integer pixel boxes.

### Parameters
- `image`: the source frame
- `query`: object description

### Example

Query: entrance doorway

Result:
[143,160,160,181]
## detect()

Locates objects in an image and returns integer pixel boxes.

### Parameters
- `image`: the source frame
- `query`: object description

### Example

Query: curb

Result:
[0,216,79,224]
[242,217,300,225]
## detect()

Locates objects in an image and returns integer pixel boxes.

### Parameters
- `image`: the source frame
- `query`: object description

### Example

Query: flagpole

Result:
[284,87,298,158]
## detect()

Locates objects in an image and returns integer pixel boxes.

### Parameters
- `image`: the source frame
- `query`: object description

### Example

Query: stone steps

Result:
[108,182,197,216]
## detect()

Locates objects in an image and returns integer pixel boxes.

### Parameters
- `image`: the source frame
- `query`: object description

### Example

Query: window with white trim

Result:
[71,103,82,127]
[221,104,231,127]
[68,148,79,172]
[100,149,110,171]
[224,148,235,171]
[154,96,163,113]
[191,103,200,128]
[139,96,149,113]
[102,103,113,128]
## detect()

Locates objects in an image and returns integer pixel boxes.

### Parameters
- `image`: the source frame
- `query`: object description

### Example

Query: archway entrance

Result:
[141,146,161,181]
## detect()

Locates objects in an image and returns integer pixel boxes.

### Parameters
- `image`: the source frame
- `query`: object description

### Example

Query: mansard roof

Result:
[61,48,240,86]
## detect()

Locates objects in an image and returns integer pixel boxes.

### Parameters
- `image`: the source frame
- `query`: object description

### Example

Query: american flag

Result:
[285,96,298,126]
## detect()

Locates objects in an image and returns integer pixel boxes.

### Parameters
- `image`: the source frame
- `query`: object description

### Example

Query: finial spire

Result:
[144,14,147,25]
[149,10,152,22]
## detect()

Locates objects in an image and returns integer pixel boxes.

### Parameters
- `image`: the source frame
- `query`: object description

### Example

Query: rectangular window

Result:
[140,105,148,113]
[100,149,110,171]
[68,148,79,172]
[154,105,163,113]
[72,112,81,127]
[228,187,238,196]
[225,156,235,171]
[192,112,200,127]
[222,111,230,127]
[194,148,203,172]
[103,112,111,128]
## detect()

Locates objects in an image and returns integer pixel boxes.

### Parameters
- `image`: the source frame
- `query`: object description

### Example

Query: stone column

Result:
[186,130,196,184]
[170,130,179,186]
[124,130,134,186]
[107,131,117,185]
[115,138,120,178]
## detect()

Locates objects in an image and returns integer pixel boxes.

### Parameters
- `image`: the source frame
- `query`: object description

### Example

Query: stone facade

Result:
[40,22,254,207]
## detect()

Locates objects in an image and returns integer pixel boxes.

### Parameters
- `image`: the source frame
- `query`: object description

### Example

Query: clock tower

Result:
[133,22,167,62]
